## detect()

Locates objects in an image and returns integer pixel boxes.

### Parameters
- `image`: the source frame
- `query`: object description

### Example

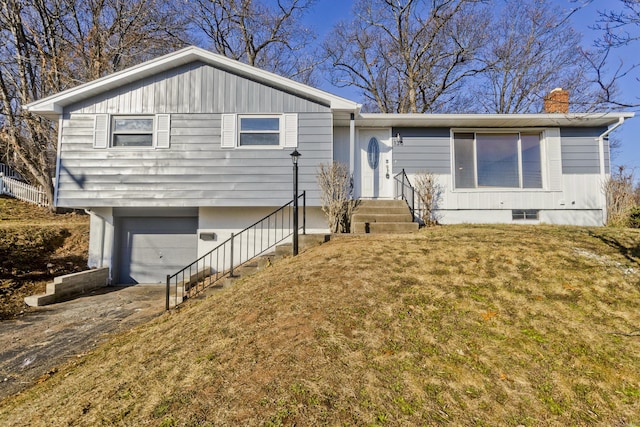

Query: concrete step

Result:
[356,199,407,208]
[352,206,411,216]
[352,221,419,234]
[352,213,413,223]
[189,234,331,295]
[351,199,418,234]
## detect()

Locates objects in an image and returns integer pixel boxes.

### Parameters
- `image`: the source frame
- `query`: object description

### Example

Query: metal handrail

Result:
[166,191,306,309]
[393,169,422,222]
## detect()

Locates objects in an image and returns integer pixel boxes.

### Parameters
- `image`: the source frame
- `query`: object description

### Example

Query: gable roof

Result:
[26,46,361,119]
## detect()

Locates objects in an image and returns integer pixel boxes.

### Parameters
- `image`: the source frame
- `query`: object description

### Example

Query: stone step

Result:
[356,199,407,208]
[351,213,413,223]
[352,206,411,216]
[352,221,419,234]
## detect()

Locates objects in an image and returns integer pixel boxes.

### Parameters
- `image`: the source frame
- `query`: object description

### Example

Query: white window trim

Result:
[221,113,298,149]
[450,128,548,192]
[237,114,283,148]
[111,115,154,148]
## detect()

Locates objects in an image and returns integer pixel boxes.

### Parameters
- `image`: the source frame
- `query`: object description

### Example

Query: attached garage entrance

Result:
[117,216,198,284]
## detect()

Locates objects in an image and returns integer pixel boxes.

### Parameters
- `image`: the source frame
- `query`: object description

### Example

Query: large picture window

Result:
[454,132,542,189]
[112,117,154,147]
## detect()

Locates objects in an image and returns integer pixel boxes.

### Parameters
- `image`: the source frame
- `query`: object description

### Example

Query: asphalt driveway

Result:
[0,284,166,401]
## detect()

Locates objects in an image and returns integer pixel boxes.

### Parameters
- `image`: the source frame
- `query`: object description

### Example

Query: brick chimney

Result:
[544,88,569,114]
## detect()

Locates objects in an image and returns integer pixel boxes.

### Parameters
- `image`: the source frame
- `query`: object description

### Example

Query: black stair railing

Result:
[166,191,306,309]
[393,169,423,222]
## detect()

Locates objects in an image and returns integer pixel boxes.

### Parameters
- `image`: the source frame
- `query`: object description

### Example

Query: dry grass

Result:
[0,196,89,319]
[1,225,640,425]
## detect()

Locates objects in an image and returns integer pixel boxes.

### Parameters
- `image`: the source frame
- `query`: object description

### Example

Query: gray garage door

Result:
[117,217,198,284]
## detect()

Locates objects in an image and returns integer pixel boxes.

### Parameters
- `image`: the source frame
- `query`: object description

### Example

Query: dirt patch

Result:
[0,196,89,320]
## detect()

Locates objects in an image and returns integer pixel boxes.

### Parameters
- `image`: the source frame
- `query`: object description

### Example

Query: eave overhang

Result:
[26,46,361,119]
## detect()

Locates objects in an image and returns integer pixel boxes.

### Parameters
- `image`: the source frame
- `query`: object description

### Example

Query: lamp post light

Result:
[290,149,301,256]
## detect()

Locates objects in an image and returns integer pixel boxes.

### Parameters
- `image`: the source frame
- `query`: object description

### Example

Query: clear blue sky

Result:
[303,0,640,171]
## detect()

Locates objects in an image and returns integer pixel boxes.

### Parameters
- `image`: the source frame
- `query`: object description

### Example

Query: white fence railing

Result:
[0,173,49,207]
[0,162,23,180]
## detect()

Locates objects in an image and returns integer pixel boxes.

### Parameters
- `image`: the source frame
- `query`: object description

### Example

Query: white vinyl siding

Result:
[57,112,331,207]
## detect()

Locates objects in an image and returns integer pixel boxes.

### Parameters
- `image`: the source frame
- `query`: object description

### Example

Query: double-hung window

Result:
[238,116,281,146]
[220,113,298,149]
[454,132,543,189]
[112,116,154,147]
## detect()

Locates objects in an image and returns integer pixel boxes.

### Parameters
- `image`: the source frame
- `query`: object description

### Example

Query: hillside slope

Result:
[0,196,89,319]
[1,225,639,425]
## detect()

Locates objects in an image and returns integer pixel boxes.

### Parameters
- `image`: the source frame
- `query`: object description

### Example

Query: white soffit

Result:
[26,46,360,118]
[355,113,635,128]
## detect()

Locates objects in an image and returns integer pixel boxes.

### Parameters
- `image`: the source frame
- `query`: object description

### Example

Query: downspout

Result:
[598,117,625,225]
[349,112,355,183]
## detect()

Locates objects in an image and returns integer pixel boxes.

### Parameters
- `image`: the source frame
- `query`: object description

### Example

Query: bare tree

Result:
[61,0,189,84]
[190,0,318,83]
[0,0,188,209]
[596,0,640,48]
[473,0,600,113]
[323,0,490,113]
[591,0,640,108]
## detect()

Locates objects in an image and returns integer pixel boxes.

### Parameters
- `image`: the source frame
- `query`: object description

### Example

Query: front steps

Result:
[351,199,419,234]
[179,233,331,303]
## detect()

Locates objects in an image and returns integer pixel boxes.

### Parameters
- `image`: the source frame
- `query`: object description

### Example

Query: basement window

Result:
[512,209,539,220]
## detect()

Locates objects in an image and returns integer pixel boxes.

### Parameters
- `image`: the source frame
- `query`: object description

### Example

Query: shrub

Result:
[413,171,443,227]
[317,162,353,233]
[604,166,636,227]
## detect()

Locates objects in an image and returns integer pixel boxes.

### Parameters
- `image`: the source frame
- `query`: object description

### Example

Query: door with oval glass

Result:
[357,129,393,199]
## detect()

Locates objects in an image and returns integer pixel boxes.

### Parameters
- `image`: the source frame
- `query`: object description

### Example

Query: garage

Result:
[116,216,198,284]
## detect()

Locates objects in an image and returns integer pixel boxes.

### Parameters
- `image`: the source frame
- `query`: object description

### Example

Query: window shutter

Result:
[93,114,109,148]
[545,128,562,191]
[221,114,236,148]
[155,114,171,148]
[283,113,298,148]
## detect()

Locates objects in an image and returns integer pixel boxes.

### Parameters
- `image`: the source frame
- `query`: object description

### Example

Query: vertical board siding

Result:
[67,62,328,115]
[560,127,607,174]
[391,127,452,174]
[56,112,332,207]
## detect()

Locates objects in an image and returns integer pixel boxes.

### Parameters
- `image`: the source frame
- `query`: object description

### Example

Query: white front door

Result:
[357,129,393,199]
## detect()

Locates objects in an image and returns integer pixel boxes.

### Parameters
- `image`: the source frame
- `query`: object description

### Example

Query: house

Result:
[26,46,633,284]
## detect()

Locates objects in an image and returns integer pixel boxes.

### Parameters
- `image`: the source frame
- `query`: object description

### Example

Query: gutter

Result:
[598,116,626,226]
[598,116,626,177]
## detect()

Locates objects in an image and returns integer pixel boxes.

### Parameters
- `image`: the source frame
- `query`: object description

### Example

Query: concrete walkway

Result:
[0,285,166,401]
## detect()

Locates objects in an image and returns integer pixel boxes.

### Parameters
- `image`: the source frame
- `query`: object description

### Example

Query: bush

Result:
[317,162,353,233]
[605,166,636,227]
[414,171,443,227]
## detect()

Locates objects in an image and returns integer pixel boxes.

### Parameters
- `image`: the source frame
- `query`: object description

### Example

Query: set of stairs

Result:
[351,199,419,234]
[177,234,330,303]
